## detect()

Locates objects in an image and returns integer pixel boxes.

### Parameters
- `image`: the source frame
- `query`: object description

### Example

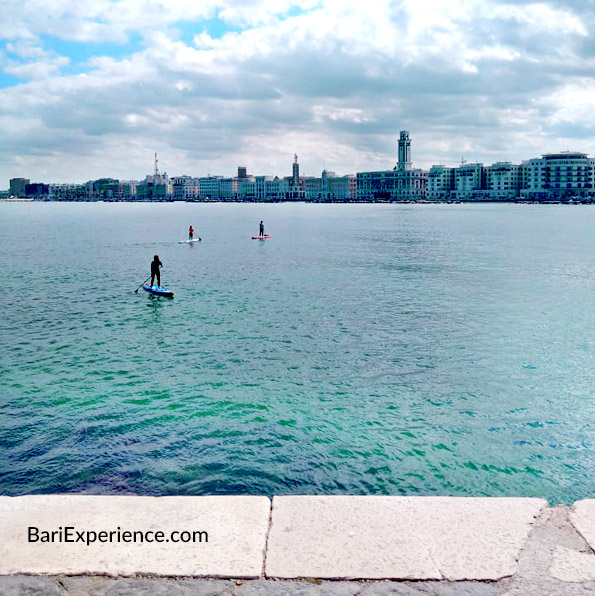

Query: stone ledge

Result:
[0,495,270,578]
[265,496,546,580]
[0,496,551,581]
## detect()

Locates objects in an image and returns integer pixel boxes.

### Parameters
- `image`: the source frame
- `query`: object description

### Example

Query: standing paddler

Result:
[150,255,163,288]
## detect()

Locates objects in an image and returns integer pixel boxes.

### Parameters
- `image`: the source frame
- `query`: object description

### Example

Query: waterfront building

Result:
[254,176,271,201]
[304,170,356,202]
[234,167,255,200]
[356,167,427,201]
[136,153,172,201]
[172,176,199,201]
[198,176,223,201]
[24,183,49,199]
[264,176,287,201]
[284,155,305,200]
[237,156,304,201]
[198,174,241,201]
[48,183,87,201]
[426,165,455,201]
[10,178,29,198]
[136,174,171,201]
[235,158,312,201]
[303,170,356,202]
[520,152,595,201]
[220,177,239,201]
[454,163,486,200]
[485,163,522,201]
[304,175,322,200]
[237,177,255,201]
[356,131,427,201]
[239,175,278,201]
[321,170,356,202]
[89,178,136,201]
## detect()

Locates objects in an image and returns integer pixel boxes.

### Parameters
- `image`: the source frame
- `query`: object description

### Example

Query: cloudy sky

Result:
[1,0,594,186]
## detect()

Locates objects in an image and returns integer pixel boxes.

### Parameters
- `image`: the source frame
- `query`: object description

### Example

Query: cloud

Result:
[1,0,595,185]
[1,40,70,79]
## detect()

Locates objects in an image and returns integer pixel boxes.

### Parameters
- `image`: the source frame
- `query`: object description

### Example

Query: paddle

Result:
[134,275,151,293]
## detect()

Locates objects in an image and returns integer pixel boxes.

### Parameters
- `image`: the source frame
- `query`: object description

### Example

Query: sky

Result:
[1,0,594,186]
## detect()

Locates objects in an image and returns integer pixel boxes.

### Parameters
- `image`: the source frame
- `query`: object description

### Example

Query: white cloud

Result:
[536,78,595,129]
[1,40,70,79]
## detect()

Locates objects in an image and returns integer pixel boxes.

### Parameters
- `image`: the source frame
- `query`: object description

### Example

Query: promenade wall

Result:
[1,495,595,585]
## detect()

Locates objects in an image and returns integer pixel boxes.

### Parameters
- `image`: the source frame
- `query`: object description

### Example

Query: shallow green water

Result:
[1,202,594,503]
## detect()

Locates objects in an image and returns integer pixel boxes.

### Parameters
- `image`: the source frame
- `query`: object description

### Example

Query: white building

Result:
[520,152,595,201]
[48,183,87,201]
[302,170,355,201]
[454,163,486,200]
[485,162,522,200]
[356,131,427,201]
[172,176,199,201]
[426,165,455,201]
[357,169,426,201]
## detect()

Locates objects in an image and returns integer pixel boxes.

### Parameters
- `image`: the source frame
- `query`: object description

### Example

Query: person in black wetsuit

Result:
[259,221,264,237]
[150,255,163,287]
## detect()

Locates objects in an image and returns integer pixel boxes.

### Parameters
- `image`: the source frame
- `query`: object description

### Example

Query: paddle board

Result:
[251,235,271,240]
[142,284,174,298]
[179,238,201,243]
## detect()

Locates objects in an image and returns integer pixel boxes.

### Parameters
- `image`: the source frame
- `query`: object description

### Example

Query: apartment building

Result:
[485,162,523,200]
[426,165,455,201]
[521,152,595,200]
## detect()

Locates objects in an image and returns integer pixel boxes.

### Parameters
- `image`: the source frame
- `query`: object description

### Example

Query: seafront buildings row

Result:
[7,133,595,202]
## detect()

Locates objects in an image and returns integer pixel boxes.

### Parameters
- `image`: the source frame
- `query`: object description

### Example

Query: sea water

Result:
[1,201,594,503]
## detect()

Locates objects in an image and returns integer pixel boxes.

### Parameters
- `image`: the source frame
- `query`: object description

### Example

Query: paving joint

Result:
[261,498,274,579]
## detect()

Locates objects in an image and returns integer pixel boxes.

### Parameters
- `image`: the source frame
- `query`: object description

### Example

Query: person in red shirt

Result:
[189,226,194,240]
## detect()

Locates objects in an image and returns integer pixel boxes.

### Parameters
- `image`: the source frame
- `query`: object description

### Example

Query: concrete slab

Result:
[569,499,595,551]
[550,546,595,583]
[0,495,270,577]
[265,496,546,581]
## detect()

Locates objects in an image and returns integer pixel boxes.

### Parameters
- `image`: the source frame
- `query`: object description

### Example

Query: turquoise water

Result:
[1,202,595,503]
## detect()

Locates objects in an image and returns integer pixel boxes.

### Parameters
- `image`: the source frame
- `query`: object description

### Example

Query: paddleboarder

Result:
[259,221,264,237]
[189,225,194,240]
[150,255,163,288]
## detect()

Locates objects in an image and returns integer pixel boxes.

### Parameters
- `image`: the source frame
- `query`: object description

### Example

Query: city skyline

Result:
[2,1,595,185]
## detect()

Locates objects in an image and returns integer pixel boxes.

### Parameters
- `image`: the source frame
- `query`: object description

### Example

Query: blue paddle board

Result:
[143,284,174,298]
